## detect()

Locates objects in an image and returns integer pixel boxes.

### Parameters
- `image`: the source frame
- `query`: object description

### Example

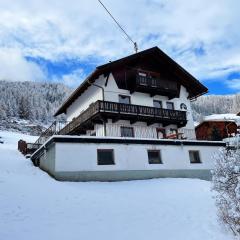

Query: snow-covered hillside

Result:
[191,94,240,121]
[0,131,234,240]
[0,80,72,126]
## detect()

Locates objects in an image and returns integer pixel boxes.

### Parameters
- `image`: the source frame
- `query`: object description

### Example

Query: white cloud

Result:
[0,48,45,82]
[0,0,239,84]
[225,79,240,91]
[54,68,87,88]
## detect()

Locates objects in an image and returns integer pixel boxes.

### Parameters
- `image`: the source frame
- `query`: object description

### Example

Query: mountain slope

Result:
[0,80,72,123]
[0,81,72,133]
[191,94,240,121]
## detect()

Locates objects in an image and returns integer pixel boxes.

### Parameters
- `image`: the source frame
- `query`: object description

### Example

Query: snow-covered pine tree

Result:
[212,148,240,236]
[0,80,72,124]
[191,94,240,121]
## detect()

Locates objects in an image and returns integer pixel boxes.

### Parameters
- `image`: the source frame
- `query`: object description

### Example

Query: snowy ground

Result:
[0,131,235,240]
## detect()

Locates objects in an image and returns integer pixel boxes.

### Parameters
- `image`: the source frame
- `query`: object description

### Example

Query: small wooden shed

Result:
[195,120,238,141]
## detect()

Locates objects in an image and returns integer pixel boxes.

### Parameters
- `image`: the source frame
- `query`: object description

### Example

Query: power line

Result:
[97,0,138,53]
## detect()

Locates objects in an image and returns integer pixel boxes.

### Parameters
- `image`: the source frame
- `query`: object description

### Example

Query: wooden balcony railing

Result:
[34,121,68,146]
[34,100,187,148]
[136,75,178,91]
[60,100,187,135]
[98,100,186,120]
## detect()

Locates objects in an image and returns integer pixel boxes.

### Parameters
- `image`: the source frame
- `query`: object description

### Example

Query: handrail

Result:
[34,121,68,146]
[97,100,186,120]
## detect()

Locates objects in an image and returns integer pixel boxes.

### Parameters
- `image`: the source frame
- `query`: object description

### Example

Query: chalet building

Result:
[30,47,225,181]
[195,120,238,141]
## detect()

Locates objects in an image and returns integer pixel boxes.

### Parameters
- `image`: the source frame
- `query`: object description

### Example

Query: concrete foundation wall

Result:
[34,138,224,181]
[39,144,56,175]
[53,169,212,182]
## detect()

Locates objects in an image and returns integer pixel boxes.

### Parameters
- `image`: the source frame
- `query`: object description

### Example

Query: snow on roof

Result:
[203,114,240,126]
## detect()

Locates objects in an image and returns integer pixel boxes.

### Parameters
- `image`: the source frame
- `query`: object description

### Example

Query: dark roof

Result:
[55,46,208,116]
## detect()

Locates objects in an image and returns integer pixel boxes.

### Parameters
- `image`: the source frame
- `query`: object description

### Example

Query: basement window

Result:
[97,149,115,165]
[120,126,134,137]
[189,150,201,164]
[148,150,162,164]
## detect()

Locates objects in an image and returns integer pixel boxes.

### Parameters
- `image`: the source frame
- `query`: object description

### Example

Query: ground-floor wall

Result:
[32,137,225,181]
[38,144,55,175]
[91,120,196,140]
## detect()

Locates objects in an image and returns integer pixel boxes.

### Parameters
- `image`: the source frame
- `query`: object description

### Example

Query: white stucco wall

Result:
[39,144,55,173]
[54,141,221,172]
[65,73,196,136]
[65,76,105,121]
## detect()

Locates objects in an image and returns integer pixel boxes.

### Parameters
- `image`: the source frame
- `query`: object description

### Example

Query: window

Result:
[189,151,201,164]
[138,72,148,85]
[120,126,134,137]
[166,102,174,110]
[97,149,115,165]
[148,150,162,164]
[153,100,162,108]
[119,95,131,104]
[157,128,166,139]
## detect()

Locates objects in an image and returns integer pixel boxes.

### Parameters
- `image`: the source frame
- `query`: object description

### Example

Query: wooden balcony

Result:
[133,75,178,98]
[59,100,187,135]
[33,101,187,148]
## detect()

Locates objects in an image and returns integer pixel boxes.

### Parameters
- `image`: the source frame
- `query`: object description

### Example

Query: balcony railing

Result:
[98,100,186,120]
[35,121,68,146]
[34,100,187,148]
[136,75,178,91]
[59,100,187,135]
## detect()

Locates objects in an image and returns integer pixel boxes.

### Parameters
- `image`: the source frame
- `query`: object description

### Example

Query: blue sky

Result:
[0,0,239,95]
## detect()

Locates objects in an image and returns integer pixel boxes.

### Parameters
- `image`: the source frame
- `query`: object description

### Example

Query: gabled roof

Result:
[55,46,208,116]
